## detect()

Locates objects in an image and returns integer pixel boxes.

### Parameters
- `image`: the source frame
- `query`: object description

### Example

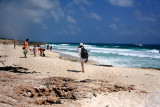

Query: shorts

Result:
[80,57,86,62]
[14,43,16,46]
[24,49,28,54]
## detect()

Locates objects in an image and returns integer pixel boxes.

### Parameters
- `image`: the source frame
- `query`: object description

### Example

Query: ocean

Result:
[43,43,160,68]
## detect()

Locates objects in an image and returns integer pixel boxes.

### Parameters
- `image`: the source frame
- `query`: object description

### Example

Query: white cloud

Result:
[64,3,75,14]
[67,16,77,23]
[26,0,54,10]
[58,30,69,35]
[68,25,81,31]
[134,10,156,22]
[107,0,134,7]
[113,17,120,21]
[51,8,64,22]
[23,9,46,23]
[68,25,81,35]
[42,24,47,29]
[73,0,92,6]
[0,0,65,37]
[109,24,118,30]
[90,12,102,21]
[80,6,87,12]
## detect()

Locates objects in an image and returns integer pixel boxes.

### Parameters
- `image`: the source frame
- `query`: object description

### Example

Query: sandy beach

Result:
[0,43,160,107]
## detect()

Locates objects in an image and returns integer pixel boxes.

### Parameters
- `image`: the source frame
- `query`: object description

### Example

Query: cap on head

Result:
[80,43,83,46]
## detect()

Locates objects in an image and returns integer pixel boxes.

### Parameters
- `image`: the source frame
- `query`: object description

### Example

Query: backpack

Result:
[81,47,88,58]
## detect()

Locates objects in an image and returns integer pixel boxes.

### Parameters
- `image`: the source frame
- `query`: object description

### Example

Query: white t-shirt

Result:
[33,47,37,53]
[77,48,82,58]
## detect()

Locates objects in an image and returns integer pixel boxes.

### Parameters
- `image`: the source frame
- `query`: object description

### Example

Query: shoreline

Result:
[50,50,160,70]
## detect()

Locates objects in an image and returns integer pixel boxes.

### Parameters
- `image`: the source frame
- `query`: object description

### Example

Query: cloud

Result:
[0,0,64,38]
[67,16,77,23]
[23,9,46,23]
[26,0,55,10]
[113,17,120,21]
[42,24,47,29]
[90,12,102,21]
[80,6,87,12]
[64,3,75,14]
[58,30,69,35]
[73,0,92,6]
[68,25,81,35]
[134,10,156,22]
[109,24,118,30]
[106,0,134,7]
[51,8,64,22]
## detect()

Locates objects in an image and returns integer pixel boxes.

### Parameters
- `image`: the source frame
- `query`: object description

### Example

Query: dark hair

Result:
[26,38,29,41]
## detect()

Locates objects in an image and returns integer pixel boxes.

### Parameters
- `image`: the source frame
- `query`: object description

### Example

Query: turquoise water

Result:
[44,43,160,68]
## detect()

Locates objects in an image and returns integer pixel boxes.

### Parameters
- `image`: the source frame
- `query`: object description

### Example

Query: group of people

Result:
[13,39,88,73]
[47,44,52,50]
[25,39,46,57]
[13,38,46,58]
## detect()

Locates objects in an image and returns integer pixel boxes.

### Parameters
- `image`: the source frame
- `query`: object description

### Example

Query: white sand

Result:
[0,44,160,107]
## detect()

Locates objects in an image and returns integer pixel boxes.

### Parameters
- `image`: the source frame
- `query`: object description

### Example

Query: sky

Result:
[0,0,160,44]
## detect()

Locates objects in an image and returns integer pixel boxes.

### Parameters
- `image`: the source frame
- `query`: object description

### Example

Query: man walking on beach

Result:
[77,43,88,73]
[24,38,29,58]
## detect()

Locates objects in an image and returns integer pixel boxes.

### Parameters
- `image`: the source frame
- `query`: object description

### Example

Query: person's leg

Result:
[24,49,27,58]
[40,50,42,56]
[81,61,84,73]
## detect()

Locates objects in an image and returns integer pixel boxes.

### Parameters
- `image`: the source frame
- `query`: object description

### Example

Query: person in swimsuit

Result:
[33,44,37,57]
[24,38,29,58]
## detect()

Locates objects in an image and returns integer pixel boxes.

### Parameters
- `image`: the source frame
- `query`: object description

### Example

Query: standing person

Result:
[14,39,16,49]
[50,45,52,50]
[47,44,49,50]
[33,44,37,57]
[77,43,88,73]
[24,38,29,58]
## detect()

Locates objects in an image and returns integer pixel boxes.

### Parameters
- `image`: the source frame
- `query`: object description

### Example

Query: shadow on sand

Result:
[19,57,27,58]
[67,70,81,73]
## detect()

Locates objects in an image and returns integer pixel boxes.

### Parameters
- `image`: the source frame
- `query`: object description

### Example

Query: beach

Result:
[0,42,160,107]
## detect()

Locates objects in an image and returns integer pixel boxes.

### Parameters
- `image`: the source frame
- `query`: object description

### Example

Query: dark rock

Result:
[141,67,160,70]
[93,64,113,67]
[93,93,97,97]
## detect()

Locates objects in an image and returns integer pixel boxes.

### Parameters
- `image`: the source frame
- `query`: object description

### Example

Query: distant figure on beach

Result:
[37,44,45,56]
[24,38,29,58]
[33,44,37,57]
[14,39,16,49]
[47,44,49,50]
[77,43,88,73]
[50,45,52,50]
